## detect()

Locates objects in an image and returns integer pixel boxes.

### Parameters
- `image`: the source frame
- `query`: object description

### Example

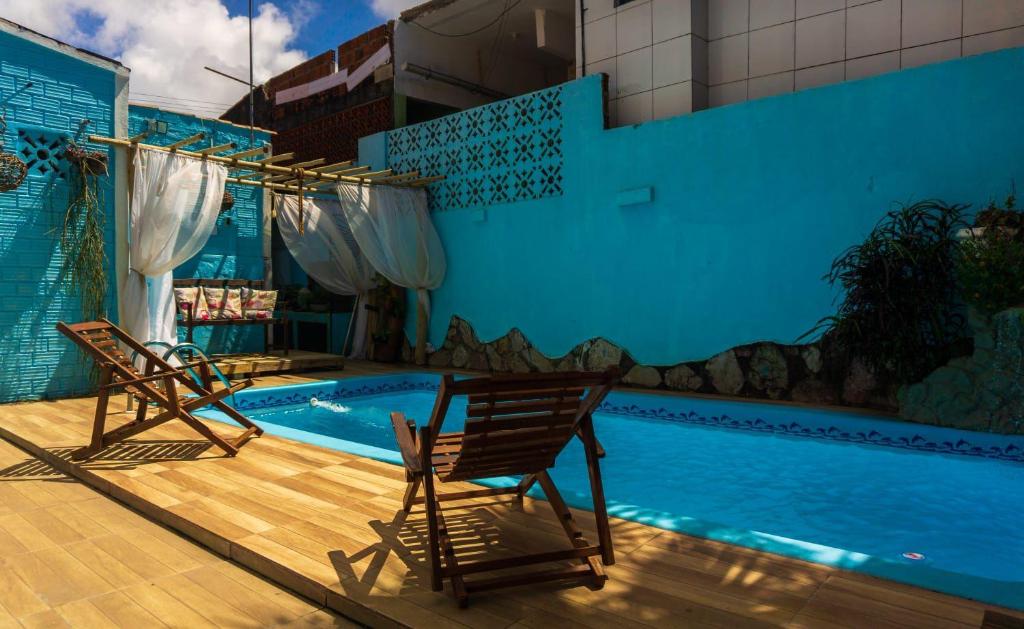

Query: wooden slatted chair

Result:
[390,368,619,607]
[56,319,263,461]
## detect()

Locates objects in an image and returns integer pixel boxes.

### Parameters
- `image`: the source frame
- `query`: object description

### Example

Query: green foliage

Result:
[957,195,1024,315]
[59,150,107,322]
[803,200,967,384]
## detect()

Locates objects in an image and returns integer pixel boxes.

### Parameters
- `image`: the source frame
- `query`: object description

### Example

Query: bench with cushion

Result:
[173,278,288,355]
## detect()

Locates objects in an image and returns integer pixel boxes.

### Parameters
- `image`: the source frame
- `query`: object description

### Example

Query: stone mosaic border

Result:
[408,316,895,411]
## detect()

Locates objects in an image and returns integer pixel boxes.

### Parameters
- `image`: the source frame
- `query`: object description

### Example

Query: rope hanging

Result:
[296,167,305,235]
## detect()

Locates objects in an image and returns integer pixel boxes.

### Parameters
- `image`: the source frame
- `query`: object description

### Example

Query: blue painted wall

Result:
[0,30,119,402]
[380,48,1024,365]
[128,105,271,355]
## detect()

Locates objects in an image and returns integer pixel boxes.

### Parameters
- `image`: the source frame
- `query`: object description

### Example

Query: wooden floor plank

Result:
[0,360,1018,628]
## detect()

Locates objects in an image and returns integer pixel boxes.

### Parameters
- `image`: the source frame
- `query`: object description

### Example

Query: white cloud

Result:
[0,0,309,117]
[370,0,424,19]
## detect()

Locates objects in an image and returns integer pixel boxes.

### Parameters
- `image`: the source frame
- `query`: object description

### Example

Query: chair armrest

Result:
[390,412,421,474]
[102,369,185,390]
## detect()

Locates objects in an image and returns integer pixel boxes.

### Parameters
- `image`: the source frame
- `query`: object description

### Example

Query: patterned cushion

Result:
[242,288,278,320]
[173,287,210,321]
[203,287,244,320]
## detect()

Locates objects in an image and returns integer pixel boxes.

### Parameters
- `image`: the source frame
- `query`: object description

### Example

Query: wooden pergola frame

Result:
[88,132,443,192]
[91,131,442,365]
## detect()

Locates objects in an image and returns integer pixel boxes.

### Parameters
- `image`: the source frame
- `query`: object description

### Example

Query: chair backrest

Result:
[56,319,178,393]
[431,370,618,481]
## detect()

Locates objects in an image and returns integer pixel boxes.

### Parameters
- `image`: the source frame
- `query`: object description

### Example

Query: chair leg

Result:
[535,470,607,589]
[419,427,443,592]
[403,475,422,513]
[178,411,239,456]
[72,367,113,461]
[581,416,615,566]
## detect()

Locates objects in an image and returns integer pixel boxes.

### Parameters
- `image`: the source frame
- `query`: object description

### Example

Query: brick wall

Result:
[221,23,396,166]
[0,30,120,402]
[266,49,335,95]
[274,96,393,165]
[128,105,272,355]
[337,23,391,74]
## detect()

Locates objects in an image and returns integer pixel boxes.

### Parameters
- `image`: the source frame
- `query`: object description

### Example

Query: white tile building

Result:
[577,0,1024,125]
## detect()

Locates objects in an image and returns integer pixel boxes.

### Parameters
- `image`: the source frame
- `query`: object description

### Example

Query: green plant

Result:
[802,200,968,384]
[957,194,1024,315]
[58,142,107,321]
[369,276,406,344]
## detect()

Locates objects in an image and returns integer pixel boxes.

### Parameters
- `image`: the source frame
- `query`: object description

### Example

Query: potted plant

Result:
[957,194,1024,315]
[309,285,330,313]
[366,277,406,363]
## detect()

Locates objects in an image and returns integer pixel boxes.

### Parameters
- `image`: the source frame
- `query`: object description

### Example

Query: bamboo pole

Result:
[252,152,294,164]
[166,132,205,150]
[354,169,393,180]
[224,146,268,160]
[375,171,420,183]
[197,142,236,155]
[415,299,428,366]
[90,135,442,187]
[128,130,151,143]
[262,158,326,181]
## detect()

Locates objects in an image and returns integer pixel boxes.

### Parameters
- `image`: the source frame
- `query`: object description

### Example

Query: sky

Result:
[0,0,423,117]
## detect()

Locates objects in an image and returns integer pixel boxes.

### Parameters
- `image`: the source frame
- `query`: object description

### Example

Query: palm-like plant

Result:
[804,200,968,384]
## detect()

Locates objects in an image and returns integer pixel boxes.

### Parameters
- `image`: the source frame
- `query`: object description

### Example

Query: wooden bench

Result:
[173,278,289,355]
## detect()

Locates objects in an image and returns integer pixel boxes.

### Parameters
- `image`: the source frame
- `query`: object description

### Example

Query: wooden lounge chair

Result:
[390,368,619,607]
[56,318,263,461]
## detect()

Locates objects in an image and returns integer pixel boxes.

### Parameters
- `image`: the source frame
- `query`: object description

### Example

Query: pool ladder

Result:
[126,342,238,410]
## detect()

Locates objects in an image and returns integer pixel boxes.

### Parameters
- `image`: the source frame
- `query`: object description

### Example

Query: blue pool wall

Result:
[365,47,1024,366]
[0,28,122,402]
[128,105,272,355]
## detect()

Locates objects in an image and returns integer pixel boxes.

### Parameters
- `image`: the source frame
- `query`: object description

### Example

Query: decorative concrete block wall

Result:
[387,84,565,211]
[0,28,124,402]
[127,105,271,355]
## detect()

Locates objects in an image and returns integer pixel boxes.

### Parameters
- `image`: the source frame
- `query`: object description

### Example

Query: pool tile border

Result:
[233,376,1024,464]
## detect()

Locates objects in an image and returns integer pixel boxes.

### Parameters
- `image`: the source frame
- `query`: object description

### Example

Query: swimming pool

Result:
[197,373,1024,609]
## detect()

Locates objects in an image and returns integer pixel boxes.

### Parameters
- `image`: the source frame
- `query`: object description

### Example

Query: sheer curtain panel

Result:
[335,182,446,365]
[276,194,377,358]
[120,148,226,348]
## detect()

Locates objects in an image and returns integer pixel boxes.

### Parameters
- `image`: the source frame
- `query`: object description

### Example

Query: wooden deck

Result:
[0,433,352,627]
[213,351,346,378]
[0,362,1020,628]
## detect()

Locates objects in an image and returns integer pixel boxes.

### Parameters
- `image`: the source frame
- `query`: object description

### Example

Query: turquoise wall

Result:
[0,30,119,402]
[379,48,1024,365]
[128,105,271,355]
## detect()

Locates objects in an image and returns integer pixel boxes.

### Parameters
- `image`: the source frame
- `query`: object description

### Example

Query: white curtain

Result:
[335,183,446,362]
[120,148,226,348]
[275,194,377,358]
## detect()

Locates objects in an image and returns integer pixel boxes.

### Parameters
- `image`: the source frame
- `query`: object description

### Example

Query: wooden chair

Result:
[390,368,619,607]
[56,319,263,461]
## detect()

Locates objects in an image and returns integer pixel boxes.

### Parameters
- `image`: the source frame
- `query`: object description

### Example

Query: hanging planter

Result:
[65,144,108,176]
[0,113,27,192]
[220,189,234,211]
[59,139,107,321]
[0,152,27,192]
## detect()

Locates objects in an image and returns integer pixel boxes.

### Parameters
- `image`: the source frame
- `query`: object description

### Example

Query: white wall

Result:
[707,0,1024,107]
[576,0,709,126]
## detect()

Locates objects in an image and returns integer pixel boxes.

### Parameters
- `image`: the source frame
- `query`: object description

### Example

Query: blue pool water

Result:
[198,374,1024,609]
